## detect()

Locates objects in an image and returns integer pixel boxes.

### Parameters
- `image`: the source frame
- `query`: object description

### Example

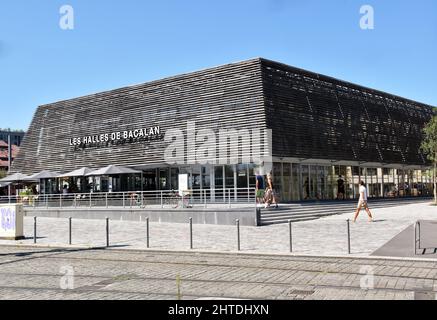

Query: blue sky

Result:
[0,0,436,130]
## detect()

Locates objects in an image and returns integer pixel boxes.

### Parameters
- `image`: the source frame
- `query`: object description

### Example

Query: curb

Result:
[2,243,437,263]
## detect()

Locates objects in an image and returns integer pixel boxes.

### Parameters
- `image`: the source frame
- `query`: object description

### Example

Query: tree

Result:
[421,115,437,205]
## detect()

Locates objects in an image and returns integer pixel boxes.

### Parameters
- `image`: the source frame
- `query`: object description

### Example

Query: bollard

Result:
[414,221,421,255]
[33,216,37,244]
[255,207,261,227]
[414,221,417,255]
[189,217,193,249]
[347,219,351,254]
[176,274,182,300]
[106,217,109,247]
[289,220,293,253]
[69,217,72,245]
[236,219,240,251]
[229,190,231,209]
[161,191,163,209]
[146,217,150,248]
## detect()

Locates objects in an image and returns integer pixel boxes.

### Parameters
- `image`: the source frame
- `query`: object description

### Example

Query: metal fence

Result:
[0,188,256,209]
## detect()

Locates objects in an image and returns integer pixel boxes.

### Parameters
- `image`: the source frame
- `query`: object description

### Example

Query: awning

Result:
[58,167,94,178]
[0,181,11,188]
[0,173,37,183]
[24,170,61,180]
[86,165,141,176]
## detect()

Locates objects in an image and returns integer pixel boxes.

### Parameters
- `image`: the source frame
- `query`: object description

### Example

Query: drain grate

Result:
[74,273,138,291]
[414,291,437,300]
[288,289,315,296]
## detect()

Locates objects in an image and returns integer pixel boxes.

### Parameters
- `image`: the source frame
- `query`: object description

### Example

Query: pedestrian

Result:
[303,177,310,200]
[255,170,265,206]
[353,180,374,222]
[264,173,278,209]
[337,175,345,200]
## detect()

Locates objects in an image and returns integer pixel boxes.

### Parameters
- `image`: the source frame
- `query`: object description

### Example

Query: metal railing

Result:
[0,188,257,210]
[22,216,437,255]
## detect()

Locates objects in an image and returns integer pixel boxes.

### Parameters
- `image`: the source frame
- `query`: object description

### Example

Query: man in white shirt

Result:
[353,180,374,222]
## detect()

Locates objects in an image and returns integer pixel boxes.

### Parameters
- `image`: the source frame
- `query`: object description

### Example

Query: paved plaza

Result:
[0,246,436,300]
[1,201,436,257]
[1,201,437,300]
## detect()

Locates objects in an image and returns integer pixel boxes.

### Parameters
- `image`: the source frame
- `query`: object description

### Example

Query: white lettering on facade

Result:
[69,126,162,149]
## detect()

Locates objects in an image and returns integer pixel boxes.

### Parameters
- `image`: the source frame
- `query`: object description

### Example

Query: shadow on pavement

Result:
[372,220,437,258]
[0,246,115,264]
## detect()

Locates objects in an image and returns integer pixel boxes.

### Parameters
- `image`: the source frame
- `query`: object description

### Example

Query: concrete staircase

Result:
[260,197,433,225]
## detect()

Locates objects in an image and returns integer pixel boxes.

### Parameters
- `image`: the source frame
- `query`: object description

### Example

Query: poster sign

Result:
[178,174,189,196]
[0,204,24,240]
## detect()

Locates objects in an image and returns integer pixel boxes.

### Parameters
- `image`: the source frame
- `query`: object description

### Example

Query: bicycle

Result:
[129,192,146,208]
[166,190,192,209]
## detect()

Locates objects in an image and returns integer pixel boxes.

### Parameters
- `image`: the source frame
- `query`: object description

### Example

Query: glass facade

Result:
[266,162,433,202]
[40,162,434,200]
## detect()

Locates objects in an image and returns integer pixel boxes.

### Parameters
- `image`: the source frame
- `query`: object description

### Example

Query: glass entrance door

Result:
[143,170,157,191]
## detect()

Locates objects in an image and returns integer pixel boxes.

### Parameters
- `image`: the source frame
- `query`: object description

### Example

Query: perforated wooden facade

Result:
[12,58,435,176]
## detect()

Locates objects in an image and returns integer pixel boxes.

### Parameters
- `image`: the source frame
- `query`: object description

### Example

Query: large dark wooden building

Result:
[11,58,435,200]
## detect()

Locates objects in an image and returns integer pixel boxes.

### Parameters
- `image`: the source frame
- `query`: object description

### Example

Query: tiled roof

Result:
[0,160,9,167]
[0,141,20,160]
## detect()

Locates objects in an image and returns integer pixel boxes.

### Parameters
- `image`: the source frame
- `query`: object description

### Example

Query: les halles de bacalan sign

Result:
[69,126,163,150]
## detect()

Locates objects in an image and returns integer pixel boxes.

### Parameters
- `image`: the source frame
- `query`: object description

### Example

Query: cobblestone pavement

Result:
[1,202,436,256]
[0,246,436,300]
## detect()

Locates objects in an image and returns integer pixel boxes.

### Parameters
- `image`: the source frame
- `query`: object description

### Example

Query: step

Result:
[261,211,341,221]
[261,217,321,225]
[274,199,426,208]
[261,200,426,214]
[261,213,346,224]
[260,202,416,216]
[259,199,432,225]
[261,211,350,221]
[261,206,353,214]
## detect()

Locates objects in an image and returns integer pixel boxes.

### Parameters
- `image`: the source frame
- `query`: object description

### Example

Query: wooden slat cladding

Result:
[12,59,267,174]
[260,58,435,166]
[12,57,435,175]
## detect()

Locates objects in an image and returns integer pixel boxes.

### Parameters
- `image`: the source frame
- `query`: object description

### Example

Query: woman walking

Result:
[353,180,374,222]
[264,173,279,209]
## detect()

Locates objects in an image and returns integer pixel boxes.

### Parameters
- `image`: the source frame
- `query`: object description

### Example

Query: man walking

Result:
[337,175,345,200]
[353,180,374,222]
[255,170,265,206]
